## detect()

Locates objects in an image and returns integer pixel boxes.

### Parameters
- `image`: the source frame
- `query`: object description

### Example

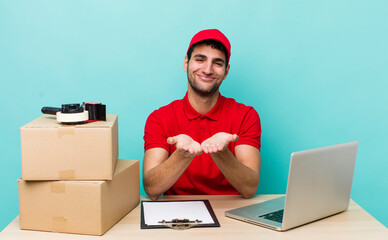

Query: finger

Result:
[228,134,238,142]
[232,134,239,142]
[188,148,195,154]
[194,148,203,155]
[201,144,209,154]
[207,145,215,154]
[203,147,208,154]
[200,142,206,152]
[212,145,218,153]
[197,148,204,155]
[217,144,224,151]
[167,137,176,145]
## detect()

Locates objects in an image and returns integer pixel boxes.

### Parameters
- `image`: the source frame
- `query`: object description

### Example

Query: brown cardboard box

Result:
[20,114,118,180]
[18,159,140,236]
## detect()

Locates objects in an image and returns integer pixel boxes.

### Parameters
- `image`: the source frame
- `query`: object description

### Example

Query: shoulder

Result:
[222,96,259,117]
[144,98,184,152]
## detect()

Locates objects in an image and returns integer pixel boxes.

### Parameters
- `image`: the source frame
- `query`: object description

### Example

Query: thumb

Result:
[167,137,177,145]
[230,134,239,142]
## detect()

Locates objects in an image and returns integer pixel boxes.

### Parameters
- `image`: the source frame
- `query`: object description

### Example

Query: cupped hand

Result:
[167,134,203,158]
[201,132,239,154]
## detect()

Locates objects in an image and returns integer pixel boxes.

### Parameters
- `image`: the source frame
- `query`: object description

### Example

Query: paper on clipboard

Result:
[141,200,220,229]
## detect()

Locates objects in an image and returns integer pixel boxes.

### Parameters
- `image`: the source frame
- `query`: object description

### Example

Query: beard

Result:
[187,72,221,97]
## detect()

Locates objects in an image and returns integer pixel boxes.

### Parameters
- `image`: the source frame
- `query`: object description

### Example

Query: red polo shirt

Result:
[144,92,261,195]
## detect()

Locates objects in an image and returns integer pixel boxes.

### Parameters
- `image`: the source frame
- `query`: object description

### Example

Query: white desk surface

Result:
[1,195,387,240]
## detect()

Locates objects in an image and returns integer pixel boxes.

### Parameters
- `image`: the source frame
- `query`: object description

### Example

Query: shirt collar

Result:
[182,92,225,121]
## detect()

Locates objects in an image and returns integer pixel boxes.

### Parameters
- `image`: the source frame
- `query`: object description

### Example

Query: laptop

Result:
[225,141,358,231]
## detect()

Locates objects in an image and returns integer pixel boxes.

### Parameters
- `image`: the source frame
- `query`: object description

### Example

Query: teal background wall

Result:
[1,0,387,231]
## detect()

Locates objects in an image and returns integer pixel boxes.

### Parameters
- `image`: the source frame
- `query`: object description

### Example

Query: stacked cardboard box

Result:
[18,114,140,235]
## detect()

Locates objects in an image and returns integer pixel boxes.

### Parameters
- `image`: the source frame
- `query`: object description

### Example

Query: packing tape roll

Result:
[85,103,106,121]
[52,216,67,232]
[58,126,75,138]
[50,182,66,193]
[56,111,88,123]
[59,170,75,180]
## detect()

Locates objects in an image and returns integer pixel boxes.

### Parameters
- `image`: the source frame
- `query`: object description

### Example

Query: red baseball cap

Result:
[187,29,231,62]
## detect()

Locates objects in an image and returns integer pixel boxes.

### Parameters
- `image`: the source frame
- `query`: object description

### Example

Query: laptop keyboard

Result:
[259,209,284,223]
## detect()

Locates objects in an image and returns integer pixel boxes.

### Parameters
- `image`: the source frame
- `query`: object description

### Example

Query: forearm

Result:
[143,151,193,200]
[210,149,260,198]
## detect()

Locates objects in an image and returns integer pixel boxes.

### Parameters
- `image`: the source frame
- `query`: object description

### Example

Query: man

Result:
[143,29,261,200]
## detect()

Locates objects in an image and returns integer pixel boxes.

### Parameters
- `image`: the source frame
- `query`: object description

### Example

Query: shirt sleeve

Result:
[143,111,171,152]
[236,107,261,151]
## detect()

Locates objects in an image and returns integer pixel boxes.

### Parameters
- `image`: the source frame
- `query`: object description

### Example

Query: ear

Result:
[223,64,230,80]
[183,55,188,72]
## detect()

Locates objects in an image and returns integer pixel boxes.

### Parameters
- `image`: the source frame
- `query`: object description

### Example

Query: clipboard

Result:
[140,200,220,229]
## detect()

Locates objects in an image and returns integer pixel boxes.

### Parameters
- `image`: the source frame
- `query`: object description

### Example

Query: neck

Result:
[187,89,220,115]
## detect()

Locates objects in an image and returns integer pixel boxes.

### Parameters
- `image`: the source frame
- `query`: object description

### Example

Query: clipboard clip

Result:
[158,218,202,230]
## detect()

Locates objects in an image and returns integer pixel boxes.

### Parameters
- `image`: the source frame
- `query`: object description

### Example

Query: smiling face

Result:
[184,43,230,97]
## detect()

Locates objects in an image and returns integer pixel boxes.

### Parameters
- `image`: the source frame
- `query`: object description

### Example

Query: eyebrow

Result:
[193,54,225,64]
[193,54,207,59]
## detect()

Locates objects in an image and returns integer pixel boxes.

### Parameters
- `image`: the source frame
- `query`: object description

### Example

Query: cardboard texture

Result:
[18,159,140,236]
[20,114,119,180]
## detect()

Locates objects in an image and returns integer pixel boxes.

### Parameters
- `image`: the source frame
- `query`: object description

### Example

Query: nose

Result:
[203,61,213,75]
